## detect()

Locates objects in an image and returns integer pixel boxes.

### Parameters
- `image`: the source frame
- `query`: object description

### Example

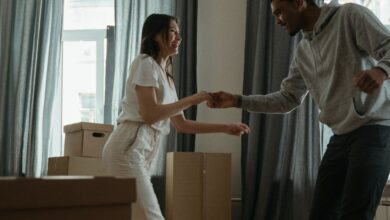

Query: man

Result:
[208,0,390,219]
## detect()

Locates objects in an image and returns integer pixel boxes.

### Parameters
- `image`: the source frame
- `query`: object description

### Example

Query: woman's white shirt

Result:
[117,54,181,135]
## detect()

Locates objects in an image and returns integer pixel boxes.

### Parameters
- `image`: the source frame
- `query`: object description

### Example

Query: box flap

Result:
[64,122,113,133]
[0,177,136,210]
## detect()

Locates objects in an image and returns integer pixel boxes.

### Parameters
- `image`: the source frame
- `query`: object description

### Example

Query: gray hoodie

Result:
[241,2,390,135]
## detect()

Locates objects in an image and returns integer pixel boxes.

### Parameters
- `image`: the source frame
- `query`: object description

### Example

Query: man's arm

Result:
[347,4,390,94]
[209,57,308,113]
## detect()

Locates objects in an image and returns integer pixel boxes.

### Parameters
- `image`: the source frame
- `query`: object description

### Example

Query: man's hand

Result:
[207,91,239,108]
[353,67,387,94]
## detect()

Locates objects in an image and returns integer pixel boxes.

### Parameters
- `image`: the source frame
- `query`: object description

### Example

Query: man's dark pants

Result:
[309,125,390,220]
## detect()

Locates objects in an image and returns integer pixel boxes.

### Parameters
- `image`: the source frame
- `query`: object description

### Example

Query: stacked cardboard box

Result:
[47,122,146,219]
[165,152,232,220]
[48,122,113,176]
[0,176,136,220]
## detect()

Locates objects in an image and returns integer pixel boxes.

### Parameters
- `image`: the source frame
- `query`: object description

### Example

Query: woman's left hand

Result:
[225,123,250,136]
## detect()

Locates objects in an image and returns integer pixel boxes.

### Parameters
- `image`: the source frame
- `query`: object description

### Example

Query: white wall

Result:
[196,0,247,198]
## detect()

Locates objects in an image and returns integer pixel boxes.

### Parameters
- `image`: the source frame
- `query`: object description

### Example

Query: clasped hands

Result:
[200,91,239,109]
[197,91,250,135]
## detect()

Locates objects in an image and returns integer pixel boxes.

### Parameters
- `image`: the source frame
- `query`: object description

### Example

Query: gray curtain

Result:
[241,1,323,219]
[167,0,198,152]
[104,25,115,124]
[0,0,63,177]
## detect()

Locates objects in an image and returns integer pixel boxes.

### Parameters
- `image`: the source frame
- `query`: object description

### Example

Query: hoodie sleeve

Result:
[350,4,390,78]
[241,55,309,113]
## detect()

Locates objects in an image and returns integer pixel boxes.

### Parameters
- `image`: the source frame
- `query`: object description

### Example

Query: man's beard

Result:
[288,29,300,36]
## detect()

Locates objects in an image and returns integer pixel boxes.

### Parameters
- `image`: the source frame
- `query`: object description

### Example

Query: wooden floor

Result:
[376,184,390,220]
[376,204,390,220]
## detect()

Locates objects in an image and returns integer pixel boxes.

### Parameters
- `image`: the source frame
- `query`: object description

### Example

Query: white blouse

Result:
[117,54,181,135]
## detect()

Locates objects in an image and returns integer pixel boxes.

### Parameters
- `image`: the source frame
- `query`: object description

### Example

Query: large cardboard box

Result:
[47,156,147,220]
[47,156,146,220]
[0,176,136,220]
[64,122,113,158]
[165,152,231,220]
[47,156,106,176]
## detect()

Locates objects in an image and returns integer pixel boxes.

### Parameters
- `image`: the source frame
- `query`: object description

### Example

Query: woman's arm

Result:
[136,85,210,125]
[170,114,250,136]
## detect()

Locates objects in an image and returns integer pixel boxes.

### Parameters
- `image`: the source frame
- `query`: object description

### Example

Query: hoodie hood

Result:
[302,1,340,40]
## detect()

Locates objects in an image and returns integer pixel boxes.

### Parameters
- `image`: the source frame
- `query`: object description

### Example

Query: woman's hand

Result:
[224,122,251,136]
[190,91,212,105]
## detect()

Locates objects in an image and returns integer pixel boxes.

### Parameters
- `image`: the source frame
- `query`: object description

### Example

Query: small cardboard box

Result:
[48,156,106,176]
[165,152,231,220]
[0,176,136,220]
[64,122,113,158]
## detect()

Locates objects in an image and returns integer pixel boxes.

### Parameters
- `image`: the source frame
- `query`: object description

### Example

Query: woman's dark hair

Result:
[141,14,179,83]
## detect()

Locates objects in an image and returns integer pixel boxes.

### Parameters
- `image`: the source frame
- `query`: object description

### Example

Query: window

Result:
[324,0,390,29]
[61,0,114,152]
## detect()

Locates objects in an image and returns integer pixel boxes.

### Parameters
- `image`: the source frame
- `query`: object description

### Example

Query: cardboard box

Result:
[64,122,113,158]
[0,176,136,220]
[47,157,146,220]
[165,152,231,220]
[47,156,106,176]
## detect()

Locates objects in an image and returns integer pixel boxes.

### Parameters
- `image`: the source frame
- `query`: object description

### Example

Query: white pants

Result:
[102,121,164,220]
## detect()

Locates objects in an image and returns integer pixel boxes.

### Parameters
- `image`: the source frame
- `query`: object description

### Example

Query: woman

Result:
[102,14,250,220]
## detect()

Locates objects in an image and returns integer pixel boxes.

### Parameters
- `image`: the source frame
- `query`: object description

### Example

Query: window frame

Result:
[61,29,107,125]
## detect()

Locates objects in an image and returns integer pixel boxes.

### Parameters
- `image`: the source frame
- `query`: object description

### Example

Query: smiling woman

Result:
[101,12,250,220]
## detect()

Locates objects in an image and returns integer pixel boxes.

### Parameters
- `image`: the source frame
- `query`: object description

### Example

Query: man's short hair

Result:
[270,0,317,6]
